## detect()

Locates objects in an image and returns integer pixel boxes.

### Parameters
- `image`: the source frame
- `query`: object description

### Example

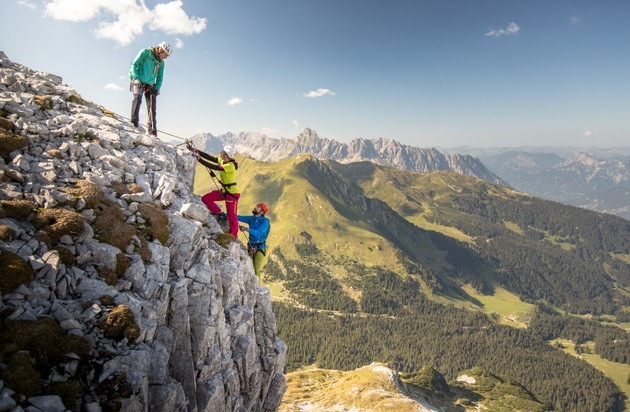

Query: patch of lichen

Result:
[0,129,28,160]
[66,94,90,106]
[0,250,34,294]
[0,224,16,241]
[3,351,41,397]
[34,95,53,111]
[33,208,85,244]
[137,202,169,245]
[99,106,116,118]
[99,305,140,342]
[93,199,135,251]
[215,233,235,248]
[0,198,37,221]
[63,180,102,209]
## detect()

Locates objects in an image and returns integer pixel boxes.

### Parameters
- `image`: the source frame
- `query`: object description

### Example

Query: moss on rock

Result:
[3,351,42,397]
[63,180,102,209]
[100,305,140,342]
[0,198,37,221]
[0,250,34,294]
[137,202,169,245]
[93,199,135,251]
[33,208,85,244]
[215,233,235,248]
[0,130,28,160]
[0,224,16,241]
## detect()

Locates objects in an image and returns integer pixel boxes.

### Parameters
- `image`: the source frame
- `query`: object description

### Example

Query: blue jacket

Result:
[237,214,270,249]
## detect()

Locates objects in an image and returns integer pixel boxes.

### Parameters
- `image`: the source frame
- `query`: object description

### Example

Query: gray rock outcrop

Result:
[0,51,286,412]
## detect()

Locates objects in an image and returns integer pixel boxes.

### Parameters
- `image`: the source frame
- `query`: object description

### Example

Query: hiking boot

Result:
[133,124,146,133]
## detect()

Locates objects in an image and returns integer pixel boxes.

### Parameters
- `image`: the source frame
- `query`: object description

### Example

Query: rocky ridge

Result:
[195,128,506,185]
[0,51,286,411]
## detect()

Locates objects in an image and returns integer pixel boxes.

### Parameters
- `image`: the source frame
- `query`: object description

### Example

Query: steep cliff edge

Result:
[0,51,286,411]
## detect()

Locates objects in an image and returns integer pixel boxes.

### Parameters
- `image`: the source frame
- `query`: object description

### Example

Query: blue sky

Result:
[1,0,629,148]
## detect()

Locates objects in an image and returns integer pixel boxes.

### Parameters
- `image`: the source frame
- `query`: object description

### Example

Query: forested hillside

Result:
[194,155,630,412]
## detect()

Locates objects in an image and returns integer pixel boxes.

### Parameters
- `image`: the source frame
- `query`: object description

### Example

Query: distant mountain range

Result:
[191,130,630,220]
[192,128,506,185]
[482,151,630,220]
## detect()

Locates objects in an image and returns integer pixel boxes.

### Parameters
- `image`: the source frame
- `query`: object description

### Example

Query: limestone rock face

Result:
[0,51,286,411]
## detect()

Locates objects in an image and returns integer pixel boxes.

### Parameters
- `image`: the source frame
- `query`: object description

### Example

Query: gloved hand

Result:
[185,141,195,151]
[239,225,248,232]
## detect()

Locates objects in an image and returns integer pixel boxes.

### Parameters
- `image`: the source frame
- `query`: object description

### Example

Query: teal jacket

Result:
[129,48,165,90]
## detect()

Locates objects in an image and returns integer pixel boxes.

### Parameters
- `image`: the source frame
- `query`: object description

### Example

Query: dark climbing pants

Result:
[130,84,158,135]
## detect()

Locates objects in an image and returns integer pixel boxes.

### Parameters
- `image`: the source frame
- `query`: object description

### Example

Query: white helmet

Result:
[158,42,172,56]
[222,145,236,158]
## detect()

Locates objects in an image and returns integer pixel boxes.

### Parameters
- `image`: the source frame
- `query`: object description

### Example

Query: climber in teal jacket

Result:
[238,203,271,278]
[128,42,172,136]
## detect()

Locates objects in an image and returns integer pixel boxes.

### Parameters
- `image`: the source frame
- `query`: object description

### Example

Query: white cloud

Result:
[104,82,125,91]
[227,97,242,106]
[174,38,184,49]
[304,88,336,98]
[291,120,299,128]
[584,128,593,137]
[43,0,206,46]
[17,0,37,10]
[260,127,275,136]
[484,22,521,38]
[570,15,582,25]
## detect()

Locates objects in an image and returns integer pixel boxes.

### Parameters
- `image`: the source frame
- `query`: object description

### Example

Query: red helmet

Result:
[257,203,268,214]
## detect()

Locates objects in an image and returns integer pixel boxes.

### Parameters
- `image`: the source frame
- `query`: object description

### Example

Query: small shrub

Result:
[100,305,140,342]
[3,351,41,397]
[33,208,85,244]
[63,180,102,209]
[0,130,28,160]
[137,202,169,245]
[0,250,34,294]
[0,224,16,241]
[0,198,37,220]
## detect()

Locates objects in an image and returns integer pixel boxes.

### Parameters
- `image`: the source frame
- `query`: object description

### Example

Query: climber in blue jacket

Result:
[238,203,270,278]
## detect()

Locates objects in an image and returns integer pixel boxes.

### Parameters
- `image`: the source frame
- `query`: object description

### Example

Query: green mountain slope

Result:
[193,155,629,412]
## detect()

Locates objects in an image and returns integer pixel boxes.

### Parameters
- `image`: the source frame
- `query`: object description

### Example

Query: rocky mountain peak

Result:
[196,130,506,185]
[0,51,286,411]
